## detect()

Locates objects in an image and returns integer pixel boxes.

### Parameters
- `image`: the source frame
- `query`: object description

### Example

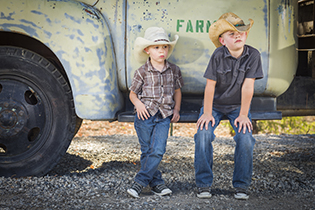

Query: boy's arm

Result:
[171,88,182,123]
[234,78,255,133]
[196,79,216,130]
[129,90,150,120]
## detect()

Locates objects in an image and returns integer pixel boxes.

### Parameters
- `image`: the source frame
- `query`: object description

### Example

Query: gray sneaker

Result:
[197,187,212,198]
[234,188,249,200]
[151,184,172,196]
[127,182,143,198]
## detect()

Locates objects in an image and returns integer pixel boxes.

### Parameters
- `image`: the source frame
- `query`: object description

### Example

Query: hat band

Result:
[234,24,245,27]
[154,39,169,43]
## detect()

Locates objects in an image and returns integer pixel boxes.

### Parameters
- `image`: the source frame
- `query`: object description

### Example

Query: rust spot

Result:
[83,8,99,19]
[84,9,94,15]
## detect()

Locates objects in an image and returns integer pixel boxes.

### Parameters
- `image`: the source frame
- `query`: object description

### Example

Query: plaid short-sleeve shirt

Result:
[129,58,184,118]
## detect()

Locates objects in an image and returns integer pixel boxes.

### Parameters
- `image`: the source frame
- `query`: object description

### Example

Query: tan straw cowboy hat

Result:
[134,27,179,63]
[209,12,254,48]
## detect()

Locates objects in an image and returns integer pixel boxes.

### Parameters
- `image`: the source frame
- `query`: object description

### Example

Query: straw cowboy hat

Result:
[134,27,179,63]
[209,12,254,48]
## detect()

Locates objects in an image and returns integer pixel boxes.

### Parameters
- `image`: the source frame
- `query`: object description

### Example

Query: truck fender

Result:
[0,0,123,120]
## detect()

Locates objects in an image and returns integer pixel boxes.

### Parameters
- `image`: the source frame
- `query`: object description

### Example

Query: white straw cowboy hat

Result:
[134,27,179,63]
[209,12,254,48]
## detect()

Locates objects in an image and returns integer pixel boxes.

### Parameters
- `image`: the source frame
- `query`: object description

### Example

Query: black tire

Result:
[74,116,83,136]
[0,46,76,177]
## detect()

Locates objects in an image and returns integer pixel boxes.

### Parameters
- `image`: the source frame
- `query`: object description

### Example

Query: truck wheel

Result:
[0,46,76,177]
[74,116,83,136]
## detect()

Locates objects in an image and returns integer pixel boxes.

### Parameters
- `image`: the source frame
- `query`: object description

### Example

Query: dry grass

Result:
[75,120,232,138]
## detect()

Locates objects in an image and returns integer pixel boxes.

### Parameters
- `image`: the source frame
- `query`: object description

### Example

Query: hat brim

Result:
[209,18,254,48]
[134,35,179,63]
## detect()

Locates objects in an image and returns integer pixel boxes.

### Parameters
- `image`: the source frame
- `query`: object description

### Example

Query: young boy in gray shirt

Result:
[194,12,263,200]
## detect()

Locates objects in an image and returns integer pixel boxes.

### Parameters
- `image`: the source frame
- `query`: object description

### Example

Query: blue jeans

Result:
[134,111,171,187]
[194,107,255,190]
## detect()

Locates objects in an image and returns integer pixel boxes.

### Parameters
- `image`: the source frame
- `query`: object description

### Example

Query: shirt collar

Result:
[146,58,171,72]
[223,45,249,59]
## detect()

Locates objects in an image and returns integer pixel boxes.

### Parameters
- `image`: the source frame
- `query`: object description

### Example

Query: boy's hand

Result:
[171,109,180,123]
[135,101,150,120]
[234,115,253,133]
[196,113,215,131]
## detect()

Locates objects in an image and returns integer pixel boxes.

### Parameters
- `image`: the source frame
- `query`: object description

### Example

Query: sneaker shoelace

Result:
[155,184,167,192]
[198,187,210,193]
[132,183,142,193]
[235,188,247,194]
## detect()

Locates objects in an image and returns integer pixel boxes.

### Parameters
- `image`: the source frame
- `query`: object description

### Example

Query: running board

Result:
[118,111,282,122]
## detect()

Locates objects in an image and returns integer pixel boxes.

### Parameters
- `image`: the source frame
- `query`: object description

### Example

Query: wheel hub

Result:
[0,101,26,137]
[0,110,17,128]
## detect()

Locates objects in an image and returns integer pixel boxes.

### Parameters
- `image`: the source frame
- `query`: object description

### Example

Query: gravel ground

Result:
[1,131,315,209]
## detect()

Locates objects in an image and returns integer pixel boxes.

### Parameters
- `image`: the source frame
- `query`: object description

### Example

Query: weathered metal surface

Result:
[0,0,299,120]
[125,0,297,97]
[76,0,99,6]
[94,0,127,91]
[266,0,298,97]
[0,0,123,120]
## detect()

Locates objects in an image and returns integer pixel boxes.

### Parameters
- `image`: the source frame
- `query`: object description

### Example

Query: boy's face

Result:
[219,30,247,51]
[144,44,169,65]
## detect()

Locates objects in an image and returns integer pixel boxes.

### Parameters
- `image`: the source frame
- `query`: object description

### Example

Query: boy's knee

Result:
[152,146,166,157]
[194,129,215,145]
[235,133,255,147]
[198,126,215,135]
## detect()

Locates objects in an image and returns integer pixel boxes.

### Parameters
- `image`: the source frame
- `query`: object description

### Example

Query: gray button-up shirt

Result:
[204,45,263,114]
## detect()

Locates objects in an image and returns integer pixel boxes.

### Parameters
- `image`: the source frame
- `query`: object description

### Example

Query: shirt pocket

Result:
[142,73,158,97]
[236,67,246,85]
[217,68,232,84]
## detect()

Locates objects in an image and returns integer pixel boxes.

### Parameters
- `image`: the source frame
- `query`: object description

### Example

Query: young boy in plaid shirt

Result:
[127,27,184,198]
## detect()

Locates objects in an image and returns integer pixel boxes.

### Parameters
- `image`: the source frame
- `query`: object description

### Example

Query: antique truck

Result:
[0,0,314,177]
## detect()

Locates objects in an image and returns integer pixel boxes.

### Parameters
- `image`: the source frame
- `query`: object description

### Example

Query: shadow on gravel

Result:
[275,148,315,162]
[168,180,234,196]
[99,160,141,171]
[211,188,234,195]
[48,153,93,176]
[49,157,141,176]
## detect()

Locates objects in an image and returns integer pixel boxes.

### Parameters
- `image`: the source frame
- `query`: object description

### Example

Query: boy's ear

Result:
[219,37,225,46]
[144,47,150,55]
